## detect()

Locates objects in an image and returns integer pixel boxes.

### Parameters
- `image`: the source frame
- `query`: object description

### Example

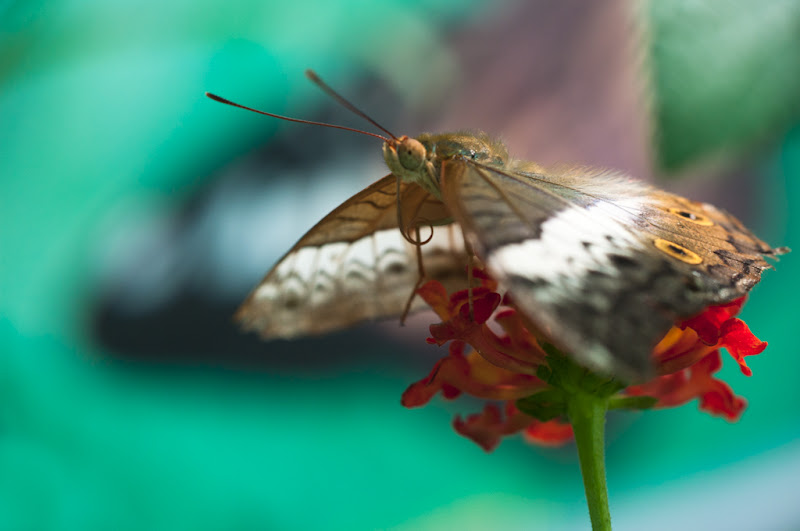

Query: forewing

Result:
[508,162,781,296]
[237,174,468,338]
[442,160,781,381]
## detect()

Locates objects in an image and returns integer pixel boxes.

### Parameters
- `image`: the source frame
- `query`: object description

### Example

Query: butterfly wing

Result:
[237,174,468,338]
[441,159,781,381]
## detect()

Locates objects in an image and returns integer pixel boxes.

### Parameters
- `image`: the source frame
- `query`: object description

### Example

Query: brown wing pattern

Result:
[442,160,782,381]
[237,174,468,338]
[506,163,780,293]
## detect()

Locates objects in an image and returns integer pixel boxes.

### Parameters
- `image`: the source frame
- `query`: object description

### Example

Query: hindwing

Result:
[237,174,468,338]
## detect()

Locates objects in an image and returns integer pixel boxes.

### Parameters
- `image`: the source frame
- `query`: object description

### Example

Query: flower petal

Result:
[627,351,747,421]
[401,342,544,408]
[453,403,535,452]
[692,352,747,420]
[523,420,574,447]
[718,318,766,376]
[680,297,746,344]
[417,280,452,320]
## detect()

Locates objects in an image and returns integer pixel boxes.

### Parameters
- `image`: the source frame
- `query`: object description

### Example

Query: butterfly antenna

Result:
[205,92,391,143]
[305,69,399,141]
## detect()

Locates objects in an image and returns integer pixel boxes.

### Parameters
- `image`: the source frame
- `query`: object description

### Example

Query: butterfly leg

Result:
[463,232,475,322]
[400,226,427,325]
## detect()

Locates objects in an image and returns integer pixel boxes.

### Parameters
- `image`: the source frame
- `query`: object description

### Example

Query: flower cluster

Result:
[401,270,767,451]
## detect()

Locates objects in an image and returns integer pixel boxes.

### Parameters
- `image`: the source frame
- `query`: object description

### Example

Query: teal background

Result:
[2,1,799,529]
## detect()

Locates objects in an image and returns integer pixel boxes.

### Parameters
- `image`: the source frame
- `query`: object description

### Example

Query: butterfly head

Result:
[383,132,508,199]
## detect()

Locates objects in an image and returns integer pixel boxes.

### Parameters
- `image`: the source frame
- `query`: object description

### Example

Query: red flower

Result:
[401,271,767,450]
[627,299,766,421]
[452,402,574,452]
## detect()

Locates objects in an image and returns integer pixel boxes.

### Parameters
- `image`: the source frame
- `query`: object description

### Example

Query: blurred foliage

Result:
[647,0,800,172]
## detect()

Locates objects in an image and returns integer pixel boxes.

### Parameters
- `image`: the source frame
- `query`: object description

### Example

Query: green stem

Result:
[568,393,612,531]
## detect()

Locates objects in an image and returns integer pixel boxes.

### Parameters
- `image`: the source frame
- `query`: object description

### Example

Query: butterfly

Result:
[207,71,786,382]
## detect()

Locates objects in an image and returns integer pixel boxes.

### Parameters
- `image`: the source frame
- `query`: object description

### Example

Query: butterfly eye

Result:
[397,138,426,171]
[667,207,713,226]
[465,149,491,161]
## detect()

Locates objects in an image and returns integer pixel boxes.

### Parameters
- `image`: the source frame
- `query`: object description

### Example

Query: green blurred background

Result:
[2,1,799,529]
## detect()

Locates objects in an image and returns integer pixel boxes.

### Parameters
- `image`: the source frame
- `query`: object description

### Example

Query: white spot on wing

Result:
[254,283,278,301]
[488,202,643,302]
